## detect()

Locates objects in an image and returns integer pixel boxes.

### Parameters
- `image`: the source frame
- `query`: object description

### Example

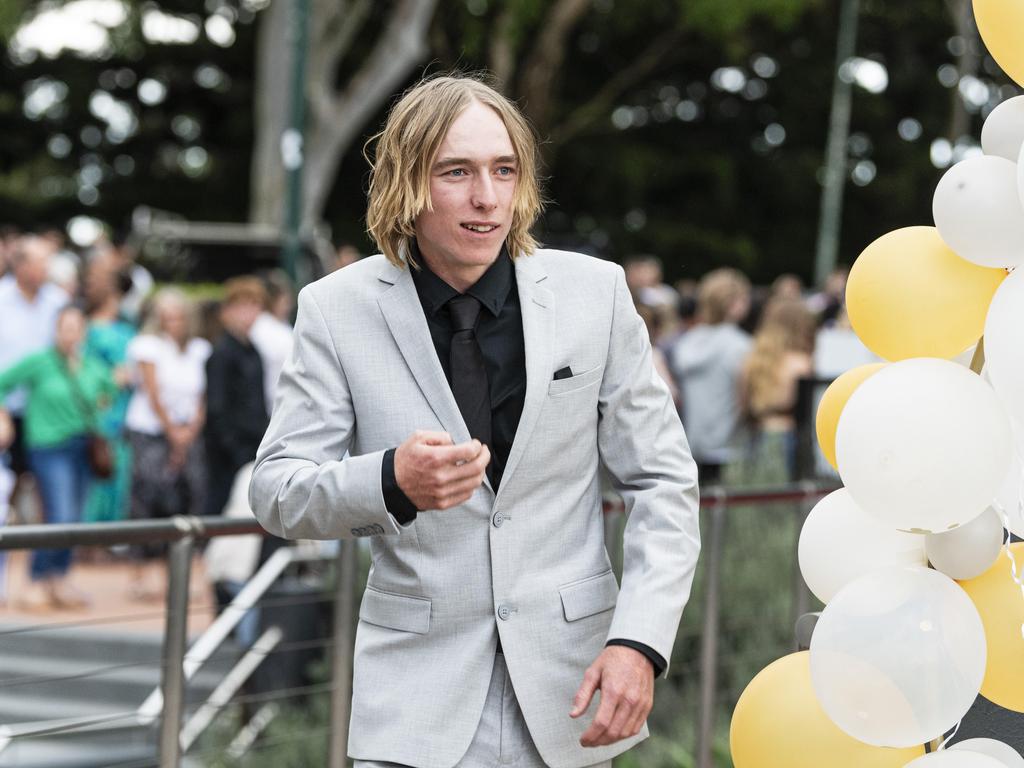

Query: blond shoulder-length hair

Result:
[365,74,544,268]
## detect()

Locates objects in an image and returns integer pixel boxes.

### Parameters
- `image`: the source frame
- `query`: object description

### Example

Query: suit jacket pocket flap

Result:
[360,587,431,634]
[547,365,603,396]
[559,570,618,622]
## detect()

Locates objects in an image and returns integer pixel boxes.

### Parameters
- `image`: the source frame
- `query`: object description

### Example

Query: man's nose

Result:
[471,174,498,210]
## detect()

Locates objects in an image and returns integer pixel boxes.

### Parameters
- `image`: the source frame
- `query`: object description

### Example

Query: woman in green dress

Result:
[82,253,136,523]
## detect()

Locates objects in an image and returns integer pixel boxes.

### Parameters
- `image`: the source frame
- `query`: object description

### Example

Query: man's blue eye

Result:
[497,167,515,176]
[449,168,466,177]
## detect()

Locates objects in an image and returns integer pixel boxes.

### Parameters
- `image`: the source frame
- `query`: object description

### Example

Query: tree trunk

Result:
[301,0,439,229]
[248,0,439,231]
[248,0,291,227]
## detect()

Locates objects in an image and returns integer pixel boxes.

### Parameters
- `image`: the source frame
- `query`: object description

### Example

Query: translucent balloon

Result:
[809,566,987,748]
[981,96,1024,161]
[933,156,1024,269]
[799,489,926,604]
[951,739,1024,768]
[906,753,1005,768]
[836,358,1012,533]
[729,652,924,768]
[845,227,1005,361]
[926,507,1004,580]
[984,269,1024,430]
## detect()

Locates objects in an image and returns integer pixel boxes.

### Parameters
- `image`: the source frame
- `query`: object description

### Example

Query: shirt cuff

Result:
[606,639,666,678]
[382,448,418,524]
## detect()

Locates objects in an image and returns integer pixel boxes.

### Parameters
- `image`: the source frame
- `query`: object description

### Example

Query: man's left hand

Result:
[570,645,654,747]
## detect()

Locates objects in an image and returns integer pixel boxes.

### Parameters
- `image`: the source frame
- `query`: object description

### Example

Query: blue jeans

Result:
[27,437,90,581]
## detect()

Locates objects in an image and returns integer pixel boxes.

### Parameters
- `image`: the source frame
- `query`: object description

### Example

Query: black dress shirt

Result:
[380,243,666,676]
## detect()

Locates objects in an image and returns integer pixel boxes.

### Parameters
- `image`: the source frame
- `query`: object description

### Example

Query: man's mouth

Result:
[461,223,499,233]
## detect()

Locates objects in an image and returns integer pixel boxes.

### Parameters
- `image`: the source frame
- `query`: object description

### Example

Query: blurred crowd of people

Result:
[623,255,876,487]
[0,227,309,611]
[0,224,871,612]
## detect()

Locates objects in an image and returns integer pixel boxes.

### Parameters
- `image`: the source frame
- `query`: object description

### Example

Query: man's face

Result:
[14,237,52,292]
[415,101,517,286]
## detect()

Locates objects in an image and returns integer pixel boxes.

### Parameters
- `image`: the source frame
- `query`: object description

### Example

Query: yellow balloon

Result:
[815,363,886,470]
[975,0,1024,87]
[730,652,924,768]
[959,543,1024,712]
[846,227,1006,361]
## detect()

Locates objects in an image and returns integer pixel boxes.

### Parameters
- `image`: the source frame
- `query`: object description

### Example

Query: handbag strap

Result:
[57,354,100,433]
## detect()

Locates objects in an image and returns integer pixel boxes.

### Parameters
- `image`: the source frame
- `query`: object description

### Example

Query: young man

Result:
[204,277,268,517]
[250,75,700,768]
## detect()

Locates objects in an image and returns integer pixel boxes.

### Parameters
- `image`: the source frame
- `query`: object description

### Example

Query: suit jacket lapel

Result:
[377,261,490,492]
[497,254,553,501]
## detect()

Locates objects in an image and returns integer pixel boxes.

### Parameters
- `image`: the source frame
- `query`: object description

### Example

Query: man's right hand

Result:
[394,431,490,511]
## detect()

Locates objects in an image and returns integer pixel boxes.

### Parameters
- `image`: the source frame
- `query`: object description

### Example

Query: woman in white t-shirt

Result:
[125,289,211,598]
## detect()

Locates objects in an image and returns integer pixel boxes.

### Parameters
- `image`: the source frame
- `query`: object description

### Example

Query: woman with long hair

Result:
[0,305,116,609]
[739,297,816,480]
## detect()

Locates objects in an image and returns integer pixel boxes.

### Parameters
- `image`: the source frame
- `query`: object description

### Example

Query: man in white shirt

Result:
[0,235,69,477]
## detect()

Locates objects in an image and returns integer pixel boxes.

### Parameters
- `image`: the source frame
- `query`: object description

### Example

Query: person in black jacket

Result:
[204,277,268,516]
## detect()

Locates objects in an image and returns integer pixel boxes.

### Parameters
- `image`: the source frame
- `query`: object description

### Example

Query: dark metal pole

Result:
[158,533,195,767]
[329,540,358,768]
[281,0,310,284]
[813,0,861,287]
[696,487,727,768]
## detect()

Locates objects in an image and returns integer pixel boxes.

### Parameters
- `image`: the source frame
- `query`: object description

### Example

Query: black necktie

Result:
[447,295,492,455]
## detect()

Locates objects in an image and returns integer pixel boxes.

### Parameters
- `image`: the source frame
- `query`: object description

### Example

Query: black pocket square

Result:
[554,366,573,380]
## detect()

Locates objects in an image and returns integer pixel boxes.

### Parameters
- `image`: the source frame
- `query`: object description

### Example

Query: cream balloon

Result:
[926,507,1004,580]
[809,566,987,748]
[905,753,1005,768]
[933,156,1024,269]
[984,269,1024,430]
[836,358,1012,533]
[981,96,1024,161]
[950,739,1024,768]
[799,489,926,604]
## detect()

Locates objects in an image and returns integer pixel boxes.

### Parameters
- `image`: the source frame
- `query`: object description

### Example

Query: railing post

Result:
[158,529,195,767]
[328,539,357,768]
[696,487,727,768]
[791,485,816,641]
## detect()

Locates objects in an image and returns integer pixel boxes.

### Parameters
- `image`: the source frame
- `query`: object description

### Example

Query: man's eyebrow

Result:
[433,155,518,169]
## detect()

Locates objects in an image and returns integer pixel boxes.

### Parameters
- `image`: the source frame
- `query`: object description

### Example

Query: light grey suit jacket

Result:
[250,249,700,768]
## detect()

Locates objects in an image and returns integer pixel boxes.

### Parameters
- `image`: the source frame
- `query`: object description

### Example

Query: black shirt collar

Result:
[410,240,514,318]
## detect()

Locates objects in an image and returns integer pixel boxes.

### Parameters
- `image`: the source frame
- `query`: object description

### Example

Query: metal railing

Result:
[0,483,839,768]
[0,515,357,768]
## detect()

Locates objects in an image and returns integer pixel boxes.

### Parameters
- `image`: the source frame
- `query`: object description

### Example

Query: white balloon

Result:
[810,566,987,748]
[985,269,1024,431]
[799,488,926,603]
[933,156,1024,269]
[951,738,1024,768]
[996,453,1024,539]
[981,96,1024,161]
[906,752,1006,768]
[836,358,1012,533]
[926,506,1004,580]
[1019,141,1024,213]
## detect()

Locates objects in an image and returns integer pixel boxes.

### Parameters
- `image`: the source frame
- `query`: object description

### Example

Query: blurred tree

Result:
[0,0,1017,282]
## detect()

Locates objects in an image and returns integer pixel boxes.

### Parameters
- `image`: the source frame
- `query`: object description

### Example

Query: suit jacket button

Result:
[497,604,512,621]
[492,511,504,527]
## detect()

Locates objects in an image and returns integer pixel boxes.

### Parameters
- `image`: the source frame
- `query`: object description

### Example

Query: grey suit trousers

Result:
[354,653,612,768]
